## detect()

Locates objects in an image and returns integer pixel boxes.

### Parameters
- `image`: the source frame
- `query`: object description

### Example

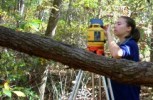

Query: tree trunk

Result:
[39,66,49,100]
[16,0,25,28]
[1,0,5,10]
[45,0,62,37]
[66,0,73,26]
[17,0,25,16]
[151,20,153,62]
[19,0,25,16]
[39,1,62,98]
[0,26,153,86]
[148,0,153,62]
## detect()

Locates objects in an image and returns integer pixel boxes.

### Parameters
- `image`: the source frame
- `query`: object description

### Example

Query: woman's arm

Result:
[106,25,123,58]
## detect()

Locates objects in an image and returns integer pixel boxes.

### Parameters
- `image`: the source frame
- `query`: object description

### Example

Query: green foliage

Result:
[0,0,153,99]
[0,49,40,99]
[20,19,44,32]
[3,88,12,97]
[74,0,99,8]
[55,20,87,48]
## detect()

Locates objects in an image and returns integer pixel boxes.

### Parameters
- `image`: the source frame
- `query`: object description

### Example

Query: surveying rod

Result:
[87,18,114,100]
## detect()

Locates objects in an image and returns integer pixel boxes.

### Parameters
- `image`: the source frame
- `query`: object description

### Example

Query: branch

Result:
[0,26,153,86]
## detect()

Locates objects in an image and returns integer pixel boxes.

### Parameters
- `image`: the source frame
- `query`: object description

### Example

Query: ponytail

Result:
[131,28,140,43]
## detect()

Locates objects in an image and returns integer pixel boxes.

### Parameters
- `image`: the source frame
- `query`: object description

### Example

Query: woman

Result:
[106,16,141,100]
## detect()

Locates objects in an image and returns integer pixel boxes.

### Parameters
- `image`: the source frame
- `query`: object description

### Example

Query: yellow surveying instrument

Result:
[69,19,114,100]
[87,19,105,55]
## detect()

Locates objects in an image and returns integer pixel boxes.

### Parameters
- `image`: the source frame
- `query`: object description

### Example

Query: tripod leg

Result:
[107,78,114,100]
[99,75,102,100]
[102,76,110,100]
[69,70,84,100]
[102,76,115,100]
[92,73,95,100]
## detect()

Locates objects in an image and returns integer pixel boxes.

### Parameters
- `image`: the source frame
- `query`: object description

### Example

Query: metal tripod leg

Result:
[68,70,84,100]
[92,73,95,99]
[102,76,114,100]
[107,78,114,100]
[99,75,102,100]
[102,76,110,100]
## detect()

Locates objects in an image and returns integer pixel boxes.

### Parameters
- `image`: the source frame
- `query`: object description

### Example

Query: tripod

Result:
[68,69,114,100]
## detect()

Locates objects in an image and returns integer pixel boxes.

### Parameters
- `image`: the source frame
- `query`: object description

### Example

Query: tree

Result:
[40,1,62,99]
[45,0,62,37]
[147,0,153,62]
[0,26,153,86]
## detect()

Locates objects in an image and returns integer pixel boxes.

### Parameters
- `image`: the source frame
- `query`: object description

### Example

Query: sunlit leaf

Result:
[13,91,26,97]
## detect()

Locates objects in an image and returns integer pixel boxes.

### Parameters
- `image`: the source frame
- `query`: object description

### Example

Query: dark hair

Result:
[120,16,140,43]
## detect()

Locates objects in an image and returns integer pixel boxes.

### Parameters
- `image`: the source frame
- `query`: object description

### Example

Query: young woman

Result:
[106,16,141,100]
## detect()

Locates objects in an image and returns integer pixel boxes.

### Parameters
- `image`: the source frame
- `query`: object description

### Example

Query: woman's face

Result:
[114,17,131,38]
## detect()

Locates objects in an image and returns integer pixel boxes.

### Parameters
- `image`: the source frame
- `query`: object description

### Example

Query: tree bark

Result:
[45,0,62,37]
[0,26,153,86]
[19,0,25,16]
[39,66,49,100]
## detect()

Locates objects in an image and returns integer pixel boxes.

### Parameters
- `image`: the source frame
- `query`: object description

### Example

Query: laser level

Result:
[87,19,106,55]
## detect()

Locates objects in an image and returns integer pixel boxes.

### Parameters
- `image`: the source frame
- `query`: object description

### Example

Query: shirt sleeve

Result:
[120,44,131,58]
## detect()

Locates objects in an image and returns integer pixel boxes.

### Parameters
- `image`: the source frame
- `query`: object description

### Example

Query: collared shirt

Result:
[111,38,140,100]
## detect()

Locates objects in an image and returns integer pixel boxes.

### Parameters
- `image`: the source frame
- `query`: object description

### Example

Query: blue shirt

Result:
[111,38,140,100]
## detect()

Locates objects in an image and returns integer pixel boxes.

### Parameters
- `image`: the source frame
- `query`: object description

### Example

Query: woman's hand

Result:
[106,25,111,34]
[104,25,111,37]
